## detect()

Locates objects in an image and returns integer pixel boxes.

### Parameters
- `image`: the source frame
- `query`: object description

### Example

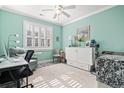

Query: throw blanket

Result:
[96,55,124,88]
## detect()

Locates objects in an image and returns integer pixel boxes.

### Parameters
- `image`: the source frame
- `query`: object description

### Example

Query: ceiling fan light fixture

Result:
[41,5,75,19]
[55,5,63,15]
[40,14,43,16]
[56,9,62,15]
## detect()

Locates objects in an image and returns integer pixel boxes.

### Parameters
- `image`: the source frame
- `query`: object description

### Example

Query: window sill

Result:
[23,47,53,52]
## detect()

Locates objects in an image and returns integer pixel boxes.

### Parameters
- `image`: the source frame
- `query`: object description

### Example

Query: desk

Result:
[0,57,28,72]
[0,57,28,87]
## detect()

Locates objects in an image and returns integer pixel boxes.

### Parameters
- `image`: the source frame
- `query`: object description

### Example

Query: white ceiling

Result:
[1,5,113,26]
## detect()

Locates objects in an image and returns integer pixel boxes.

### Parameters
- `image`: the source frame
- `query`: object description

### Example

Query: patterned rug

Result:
[29,63,98,88]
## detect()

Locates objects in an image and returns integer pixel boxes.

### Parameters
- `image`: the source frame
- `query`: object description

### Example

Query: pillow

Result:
[102,51,114,55]
[102,51,124,56]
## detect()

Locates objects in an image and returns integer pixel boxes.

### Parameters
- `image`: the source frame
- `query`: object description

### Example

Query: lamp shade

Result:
[9,47,25,57]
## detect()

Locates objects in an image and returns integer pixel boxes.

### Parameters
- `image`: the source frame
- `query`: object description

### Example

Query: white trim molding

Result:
[63,5,116,26]
[38,59,53,64]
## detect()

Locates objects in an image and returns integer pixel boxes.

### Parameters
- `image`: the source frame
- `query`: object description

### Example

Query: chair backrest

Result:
[53,49,60,55]
[24,50,34,62]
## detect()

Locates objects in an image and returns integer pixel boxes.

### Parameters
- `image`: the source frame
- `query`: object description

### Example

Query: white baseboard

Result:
[38,59,53,64]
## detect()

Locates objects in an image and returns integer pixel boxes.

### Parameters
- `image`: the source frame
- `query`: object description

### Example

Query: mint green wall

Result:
[1,5,124,60]
[0,10,62,61]
[63,6,124,52]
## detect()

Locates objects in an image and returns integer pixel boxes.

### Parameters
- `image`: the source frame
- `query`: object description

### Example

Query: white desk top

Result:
[0,57,28,71]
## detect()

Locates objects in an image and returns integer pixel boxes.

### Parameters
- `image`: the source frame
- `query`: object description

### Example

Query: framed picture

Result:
[76,25,90,42]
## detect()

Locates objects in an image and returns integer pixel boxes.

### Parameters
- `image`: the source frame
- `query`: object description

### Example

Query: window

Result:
[23,21,53,50]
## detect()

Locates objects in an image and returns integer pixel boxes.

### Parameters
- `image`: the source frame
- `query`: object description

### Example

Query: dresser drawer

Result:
[67,60,90,71]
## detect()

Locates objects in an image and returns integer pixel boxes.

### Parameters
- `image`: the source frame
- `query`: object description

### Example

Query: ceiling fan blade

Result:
[62,11,70,17]
[40,14,44,16]
[42,9,54,11]
[53,13,57,19]
[63,5,75,10]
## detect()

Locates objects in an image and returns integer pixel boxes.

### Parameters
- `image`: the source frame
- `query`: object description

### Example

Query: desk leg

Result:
[26,77,28,88]
[17,80,21,88]
[8,71,20,88]
[53,57,54,63]
[59,57,61,63]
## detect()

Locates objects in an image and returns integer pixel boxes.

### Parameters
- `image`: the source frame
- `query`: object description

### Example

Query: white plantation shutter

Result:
[34,26,39,47]
[46,27,52,47]
[40,27,46,47]
[23,21,53,50]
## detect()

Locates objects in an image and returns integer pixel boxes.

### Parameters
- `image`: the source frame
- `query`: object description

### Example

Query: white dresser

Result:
[65,47,95,71]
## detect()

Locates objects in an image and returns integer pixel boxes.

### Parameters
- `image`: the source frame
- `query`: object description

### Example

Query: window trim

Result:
[23,20,53,51]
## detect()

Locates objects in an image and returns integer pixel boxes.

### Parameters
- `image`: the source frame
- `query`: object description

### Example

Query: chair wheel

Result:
[31,85,34,88]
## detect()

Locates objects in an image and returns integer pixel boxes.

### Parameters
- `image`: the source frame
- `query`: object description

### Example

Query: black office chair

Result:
[0,50,35,88]
[12,50,35,88]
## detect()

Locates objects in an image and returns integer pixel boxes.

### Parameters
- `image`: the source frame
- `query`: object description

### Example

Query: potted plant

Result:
[77,36,84,47]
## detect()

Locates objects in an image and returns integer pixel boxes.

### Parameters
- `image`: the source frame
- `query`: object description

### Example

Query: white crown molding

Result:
[0,6,62,26]
[62,5,116,26]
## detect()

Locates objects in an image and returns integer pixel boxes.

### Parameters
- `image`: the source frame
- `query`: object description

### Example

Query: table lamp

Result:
[7,34,20,57]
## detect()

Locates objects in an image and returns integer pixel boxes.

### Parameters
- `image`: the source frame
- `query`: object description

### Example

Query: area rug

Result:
[29,63,98,88]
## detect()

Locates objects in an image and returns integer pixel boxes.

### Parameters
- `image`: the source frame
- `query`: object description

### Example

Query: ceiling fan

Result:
[41,5,76,19]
